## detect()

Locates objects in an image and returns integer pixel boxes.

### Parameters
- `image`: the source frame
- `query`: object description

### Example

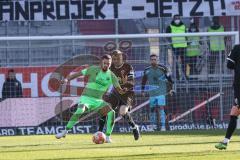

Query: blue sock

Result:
[160,109,166,128]
[150,112,156,124]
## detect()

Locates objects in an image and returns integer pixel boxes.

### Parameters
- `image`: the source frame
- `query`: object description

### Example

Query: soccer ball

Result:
[92,131,106,144]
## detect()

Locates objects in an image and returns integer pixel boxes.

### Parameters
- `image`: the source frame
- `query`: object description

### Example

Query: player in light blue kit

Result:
[141,54,173,131]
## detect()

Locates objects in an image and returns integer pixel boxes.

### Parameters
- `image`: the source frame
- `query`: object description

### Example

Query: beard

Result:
[151,63,157,67]
[101,67,108,72]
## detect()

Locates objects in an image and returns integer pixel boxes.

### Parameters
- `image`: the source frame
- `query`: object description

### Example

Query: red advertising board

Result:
[0,66,86,98]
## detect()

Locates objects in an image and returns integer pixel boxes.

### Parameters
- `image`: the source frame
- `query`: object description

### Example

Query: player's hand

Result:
[61,78,68,85]
[235,98,240,109]
[169,90,175,96]
[122,87,128,93]
[141,91,146,97]
[237,105,240,109]
[119,87,128,95]
[116,87,128,95]
[120,70,128,84]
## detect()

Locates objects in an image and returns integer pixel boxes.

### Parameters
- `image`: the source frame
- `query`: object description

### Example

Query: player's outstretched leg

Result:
[98,115,107,132]
[56,105,85,139]
[123,111,140,140]
[120,105,140,140]
[215,115,238,150]
[105,110,115,143]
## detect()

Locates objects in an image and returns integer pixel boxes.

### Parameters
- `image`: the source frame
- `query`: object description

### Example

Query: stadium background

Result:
[0,0,239,136]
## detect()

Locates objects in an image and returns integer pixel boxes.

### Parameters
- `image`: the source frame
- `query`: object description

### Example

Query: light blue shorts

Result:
[150,95,166,107]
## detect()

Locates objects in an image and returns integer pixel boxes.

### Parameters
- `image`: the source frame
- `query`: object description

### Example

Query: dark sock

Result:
[98,116,106,132]
[225,115,238,139]
[123,112,136,128]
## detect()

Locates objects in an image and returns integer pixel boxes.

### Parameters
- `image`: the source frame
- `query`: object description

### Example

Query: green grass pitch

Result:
[1,130,240,160]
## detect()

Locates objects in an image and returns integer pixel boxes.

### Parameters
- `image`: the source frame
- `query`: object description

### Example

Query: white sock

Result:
[131,125,139,130]
[223,138,230,144]
[62,130,68,134]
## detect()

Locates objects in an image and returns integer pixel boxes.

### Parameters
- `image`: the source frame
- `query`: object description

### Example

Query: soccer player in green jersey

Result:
[55,54,127,142]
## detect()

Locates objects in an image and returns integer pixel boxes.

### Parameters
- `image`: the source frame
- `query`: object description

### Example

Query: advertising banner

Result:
[0,0,239,21]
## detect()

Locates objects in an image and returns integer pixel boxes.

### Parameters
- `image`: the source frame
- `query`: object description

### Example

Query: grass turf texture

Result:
[1,130,240,160]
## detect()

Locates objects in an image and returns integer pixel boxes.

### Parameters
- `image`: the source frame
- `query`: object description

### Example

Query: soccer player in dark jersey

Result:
[215,44,240,150]
[141,54,173,131]
[98,50,140,142]
[55,54,127,143]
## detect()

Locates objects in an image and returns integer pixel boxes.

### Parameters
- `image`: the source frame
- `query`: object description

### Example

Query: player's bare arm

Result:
[120,70,134,86]
[115,86,128,95]
[61,71,83,84]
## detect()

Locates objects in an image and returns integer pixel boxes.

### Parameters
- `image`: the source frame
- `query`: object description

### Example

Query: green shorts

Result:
[78,95,109,111]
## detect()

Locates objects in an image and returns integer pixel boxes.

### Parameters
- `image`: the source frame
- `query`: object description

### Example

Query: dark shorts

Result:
[103,92,134,113]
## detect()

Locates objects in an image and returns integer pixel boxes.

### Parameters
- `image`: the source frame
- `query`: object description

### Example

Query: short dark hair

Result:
[101,54,112,60]
[8,69,14,73]
[112,50,123,56]
[173,14,180,19]
[212,16,219,23]
[150,54,157,58]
